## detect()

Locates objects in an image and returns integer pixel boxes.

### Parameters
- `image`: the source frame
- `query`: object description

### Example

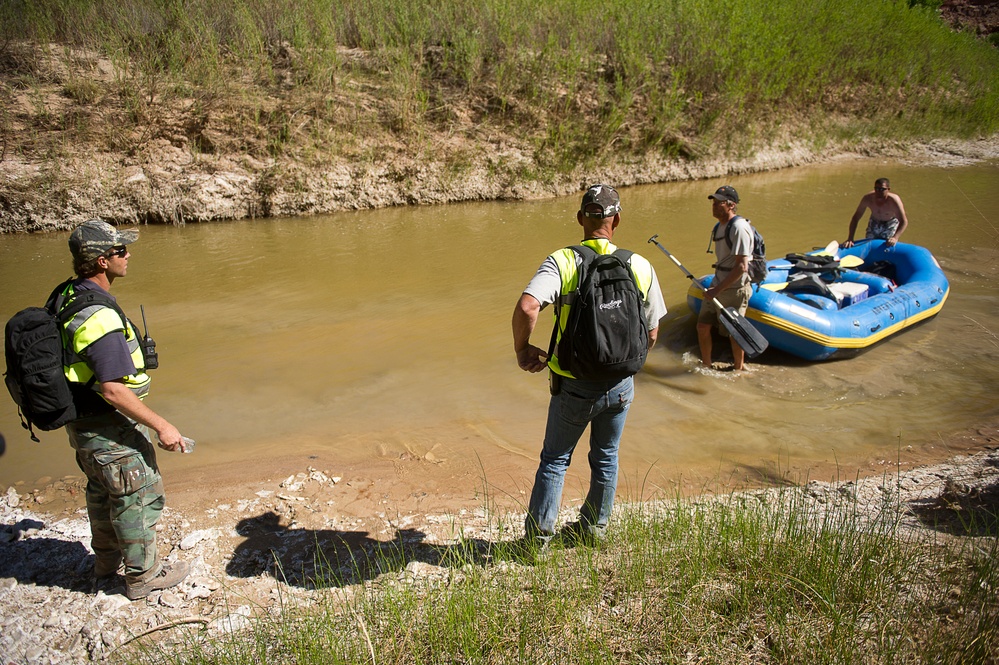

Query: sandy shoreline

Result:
[7,401,999,545]
[9,413,999,544]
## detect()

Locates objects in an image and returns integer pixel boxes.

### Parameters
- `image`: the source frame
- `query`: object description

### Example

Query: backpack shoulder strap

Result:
[725,216,760,259]
[50,282,128,329]
[569,243,598,261]
[44,278,76,314]
[548,244,600,361]
[567,244,600,288]
[613,248,634,262]
[725,216,748,247]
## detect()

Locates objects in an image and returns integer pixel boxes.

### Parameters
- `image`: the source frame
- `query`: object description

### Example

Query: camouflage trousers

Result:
[66,412,165,585]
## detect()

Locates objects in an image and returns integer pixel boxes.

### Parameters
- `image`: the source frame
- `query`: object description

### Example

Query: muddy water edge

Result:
[1,157,998,520]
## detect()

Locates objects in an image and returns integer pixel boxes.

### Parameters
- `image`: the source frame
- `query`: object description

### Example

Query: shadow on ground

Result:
[909,455,999,537]
[909,473,999,538]
[226,511,497,588]
[0,518,95,591]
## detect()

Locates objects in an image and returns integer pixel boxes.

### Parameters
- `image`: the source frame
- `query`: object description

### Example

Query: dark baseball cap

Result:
[69,219,138,264]
[708,185,740,203]
[580,184,621,218]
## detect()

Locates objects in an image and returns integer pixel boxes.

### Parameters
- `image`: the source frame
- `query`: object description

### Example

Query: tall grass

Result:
[123,486,998,664]
[2,0,998,172]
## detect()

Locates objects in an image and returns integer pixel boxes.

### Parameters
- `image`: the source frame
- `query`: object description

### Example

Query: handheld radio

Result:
[139,305,159,370]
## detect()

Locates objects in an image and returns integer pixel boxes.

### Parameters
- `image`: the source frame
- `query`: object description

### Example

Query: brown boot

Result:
[126,561,190,600]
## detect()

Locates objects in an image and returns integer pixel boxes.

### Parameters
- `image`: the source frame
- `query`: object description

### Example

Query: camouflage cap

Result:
[580,184,621,219]
[69,219,139,264]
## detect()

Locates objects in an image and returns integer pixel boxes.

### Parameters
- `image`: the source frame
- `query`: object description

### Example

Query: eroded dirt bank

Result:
[3,133,999,234]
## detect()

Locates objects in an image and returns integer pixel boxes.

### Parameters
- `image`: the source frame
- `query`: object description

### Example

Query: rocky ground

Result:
[1,421,997,665]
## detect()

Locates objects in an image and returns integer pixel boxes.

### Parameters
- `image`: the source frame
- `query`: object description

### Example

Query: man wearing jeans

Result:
[512,184,667,546]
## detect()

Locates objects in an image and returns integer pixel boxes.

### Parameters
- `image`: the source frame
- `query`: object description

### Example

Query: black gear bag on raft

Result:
[548,245,649,381]
[4,279,127,441]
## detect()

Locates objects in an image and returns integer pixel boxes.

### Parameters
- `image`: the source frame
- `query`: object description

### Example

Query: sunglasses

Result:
[875,186,889,192]
[105,246,128,258]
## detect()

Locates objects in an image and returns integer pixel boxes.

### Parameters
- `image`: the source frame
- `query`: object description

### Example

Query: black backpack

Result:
[549,245,649,381]
[4,279,126,441]
[711,216,768,284]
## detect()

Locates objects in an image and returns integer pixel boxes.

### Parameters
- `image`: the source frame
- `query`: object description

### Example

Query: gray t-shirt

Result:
[713,217,753,285]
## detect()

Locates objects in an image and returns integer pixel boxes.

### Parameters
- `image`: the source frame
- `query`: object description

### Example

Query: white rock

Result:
[209,610,252,635]
[159,591,183,608]
[92,592,131,614]
[180,529,216,550]
[186,586,212,600]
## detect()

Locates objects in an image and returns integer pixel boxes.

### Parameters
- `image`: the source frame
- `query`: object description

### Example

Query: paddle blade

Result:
[839,255,865,268]
[717,305,769,359]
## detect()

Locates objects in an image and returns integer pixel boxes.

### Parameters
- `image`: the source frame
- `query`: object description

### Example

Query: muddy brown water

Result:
[2,158,998,515]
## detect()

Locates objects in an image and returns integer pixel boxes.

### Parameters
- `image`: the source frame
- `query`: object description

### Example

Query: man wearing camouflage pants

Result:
[61,219,190,600]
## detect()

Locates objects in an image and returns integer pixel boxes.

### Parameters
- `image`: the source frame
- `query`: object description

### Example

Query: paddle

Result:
[788,255,865,270]
[647,235,769,359]
[763,254,866,291]
[817,240,839,255]
[811,240,864,266]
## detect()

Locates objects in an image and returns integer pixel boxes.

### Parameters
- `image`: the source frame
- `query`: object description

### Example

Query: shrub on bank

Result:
[2,0,998,174]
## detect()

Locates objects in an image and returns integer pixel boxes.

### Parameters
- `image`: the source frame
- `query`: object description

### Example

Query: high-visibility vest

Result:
[548,238,655,377]
[60,284,151,400]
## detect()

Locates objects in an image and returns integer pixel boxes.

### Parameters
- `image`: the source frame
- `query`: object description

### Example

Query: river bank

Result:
[3,130,999,234]
[3,0,997,236]
[2,416,997,664]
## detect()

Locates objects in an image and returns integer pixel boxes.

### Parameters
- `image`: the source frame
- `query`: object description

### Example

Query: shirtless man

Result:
[842,177,909,248]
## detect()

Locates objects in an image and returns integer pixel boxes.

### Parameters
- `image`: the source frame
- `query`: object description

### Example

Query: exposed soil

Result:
[941,0,999,39]
[1,27,998,235]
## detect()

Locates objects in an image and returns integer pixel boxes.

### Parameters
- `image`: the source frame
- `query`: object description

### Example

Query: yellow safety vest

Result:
[548,238,655,378]
[60,284,151,400]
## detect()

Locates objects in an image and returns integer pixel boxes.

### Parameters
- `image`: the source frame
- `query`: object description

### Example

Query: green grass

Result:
[122,484,998,664]
[2,0,998,176]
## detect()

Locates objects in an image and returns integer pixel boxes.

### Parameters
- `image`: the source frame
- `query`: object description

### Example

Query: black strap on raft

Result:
[784,253,843,280]
[783,272,836,299]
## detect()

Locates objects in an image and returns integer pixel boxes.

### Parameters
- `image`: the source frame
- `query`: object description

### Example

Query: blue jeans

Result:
[525,375,634,540]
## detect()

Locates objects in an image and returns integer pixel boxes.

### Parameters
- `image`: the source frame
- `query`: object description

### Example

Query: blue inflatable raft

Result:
[687,239,950,361]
